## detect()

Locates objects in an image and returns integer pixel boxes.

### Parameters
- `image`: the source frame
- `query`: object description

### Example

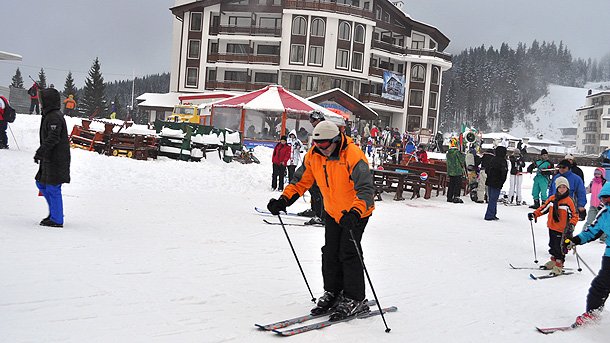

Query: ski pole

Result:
[7,124,20,151]
[348,229,391,333]
[277,214,316,303]
[529,220,539,264]
[573,247,597,276]
[573,248,583,272]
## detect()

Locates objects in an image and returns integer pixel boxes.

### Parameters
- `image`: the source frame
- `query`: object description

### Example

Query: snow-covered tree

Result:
[11,68,24,88]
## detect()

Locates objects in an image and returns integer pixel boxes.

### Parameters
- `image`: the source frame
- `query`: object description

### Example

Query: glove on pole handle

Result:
[277,214,316,303]
[348,229,391,333]
[529,220,538,264]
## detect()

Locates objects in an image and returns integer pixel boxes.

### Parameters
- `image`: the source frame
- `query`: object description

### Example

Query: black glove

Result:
[34,148,43,164]
[569,236,581,245]
[578,208,586,221]
[267,197,287,215]
[527,213,537,222]
[339,209,360,231]
[565,223,575,240]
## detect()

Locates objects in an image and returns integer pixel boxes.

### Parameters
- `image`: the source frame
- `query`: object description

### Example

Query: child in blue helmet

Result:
[566,181,610,327]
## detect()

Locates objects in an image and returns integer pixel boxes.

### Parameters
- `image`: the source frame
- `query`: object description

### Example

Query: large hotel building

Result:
[169,0,452,133]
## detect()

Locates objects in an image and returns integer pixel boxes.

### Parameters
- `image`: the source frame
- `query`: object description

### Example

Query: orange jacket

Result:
[282,134,375,223]
[64,98,76,109]
[533,194,578,233]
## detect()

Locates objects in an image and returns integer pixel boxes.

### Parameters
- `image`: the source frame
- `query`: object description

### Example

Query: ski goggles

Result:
[313,136,340,149]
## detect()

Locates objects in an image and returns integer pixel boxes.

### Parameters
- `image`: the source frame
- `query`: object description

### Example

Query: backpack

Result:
[0,96,16,123]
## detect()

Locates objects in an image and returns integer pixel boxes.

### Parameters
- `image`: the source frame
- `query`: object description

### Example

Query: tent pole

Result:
[281,111,287,136]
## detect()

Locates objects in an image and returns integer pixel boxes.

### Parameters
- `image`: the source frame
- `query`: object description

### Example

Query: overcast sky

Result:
[2,0,609,89]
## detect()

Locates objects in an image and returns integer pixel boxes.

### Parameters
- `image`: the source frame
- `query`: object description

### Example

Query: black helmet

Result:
[310,110,325,121]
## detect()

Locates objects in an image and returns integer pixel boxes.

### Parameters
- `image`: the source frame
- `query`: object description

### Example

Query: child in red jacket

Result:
[271,135,291,191]
[528,176,579,275]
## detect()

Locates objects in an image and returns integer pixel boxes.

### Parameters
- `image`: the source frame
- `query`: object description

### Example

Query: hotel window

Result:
[259,17,281,29]
[228,16,250,26]
[311,18,325,37]
[411,33,425,49]
[226,43,249,54]
[257,45,280,55]
[308,46,324,66]
[224,71,248,82]
[429,92,438,110]
[351,51,363,72]
[602,134,610,140]
[407,115,421,131]
[411,65,425,82]
[336,49,349,69]
[409,89,424,107]
[375,6,382,20]
[306,76,319,92]
[290,44,305,64]
[432,67,440,84]
[289,74,302,90]
[338,21,351,41]
[186,67,198,87]
[254,73,277,84]
[190,12,202,32]
[188,40,201,59]
[607,120,610,128]
[427,117,435,130]
[354,24,365,43]
[292,16,307,36]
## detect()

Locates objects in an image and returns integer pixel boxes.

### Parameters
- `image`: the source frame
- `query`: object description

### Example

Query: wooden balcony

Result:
[358,93,404,108]
[284,0,374,20]
[371,40,405,55]
[209,25,281,37]
[207,53,280,65]
[368,66,384,78]
[405,48,452,62]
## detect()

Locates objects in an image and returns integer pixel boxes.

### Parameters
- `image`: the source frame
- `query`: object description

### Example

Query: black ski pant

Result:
[287,165,296,184]
[586,255,610,313]
[309,182,325,218]
[321,213,368,301]
[447,175,462,201]
[0,120,7,147]
[548,229,565,261]
[272,163,286,190]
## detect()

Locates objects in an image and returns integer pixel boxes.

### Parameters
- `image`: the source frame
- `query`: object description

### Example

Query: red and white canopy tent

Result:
[210,85,344,140]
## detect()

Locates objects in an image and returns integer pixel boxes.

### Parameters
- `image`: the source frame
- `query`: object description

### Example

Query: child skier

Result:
[585,167,607,242]
[528,176,578,275]
[565,181,610,326]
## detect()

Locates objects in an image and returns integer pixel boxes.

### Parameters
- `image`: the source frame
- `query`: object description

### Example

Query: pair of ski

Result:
[255,207,323,227]
[509,263,574,280]
[256,300,397,336]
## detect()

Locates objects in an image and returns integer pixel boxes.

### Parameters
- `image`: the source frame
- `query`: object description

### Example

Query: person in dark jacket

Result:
[484,146,508,220]
[34,88,71,227]
[271,135,291,191]
[565,154,584,182]
[476,149,495,203]
[28,82,40,115]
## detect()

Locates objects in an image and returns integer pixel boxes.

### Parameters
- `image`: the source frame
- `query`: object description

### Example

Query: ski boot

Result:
[452,197,464,203]
[297,208,315,218]
[311,291,341,315]
[529,200,540,209]
[573,311,600,327]
[305,217,324,226]
[40,218,63,228]
[550,259,564,276]
[329,297,370,321]
[542,257,556,270]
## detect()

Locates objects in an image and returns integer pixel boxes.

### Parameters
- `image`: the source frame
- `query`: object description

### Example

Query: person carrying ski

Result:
[34,87,71,227]
[267,121,375,321]
[564,181,610,326]
[527,149,554,209]
[271,135,291,191]
[548,159,587,221]
[528,176,578,276]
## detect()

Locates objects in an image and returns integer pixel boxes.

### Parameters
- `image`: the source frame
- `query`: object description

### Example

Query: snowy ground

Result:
[1,114,609,342]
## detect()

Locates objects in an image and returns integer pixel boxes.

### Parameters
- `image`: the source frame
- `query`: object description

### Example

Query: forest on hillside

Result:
[440,40,610,132]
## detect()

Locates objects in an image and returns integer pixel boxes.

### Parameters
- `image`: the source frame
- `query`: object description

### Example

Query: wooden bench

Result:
[379,164,437,199]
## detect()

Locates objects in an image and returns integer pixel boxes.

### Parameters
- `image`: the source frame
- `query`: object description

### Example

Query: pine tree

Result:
[11,68,24,88]
[38,68,47,89]
[63,71,78,101]
[81,57,107,117]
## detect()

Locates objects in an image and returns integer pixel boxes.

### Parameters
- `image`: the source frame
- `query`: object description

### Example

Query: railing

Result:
[583,127,598,133]
[582,139,598,144]
[358,93,404,108]
[284,0,374,20]
[370,40,452,62]
[584,114,598,121]
[207,53,280,65]
[209,25,281,37]
[368,66,384,77]
[205,80,270,91]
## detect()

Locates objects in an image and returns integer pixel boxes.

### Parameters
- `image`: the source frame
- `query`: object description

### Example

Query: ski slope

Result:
[0,114,608,342]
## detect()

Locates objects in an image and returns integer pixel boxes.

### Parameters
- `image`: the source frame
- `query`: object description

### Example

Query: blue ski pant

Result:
[36,181,64,224]
[531,175,549,202]
[485,186,501,220]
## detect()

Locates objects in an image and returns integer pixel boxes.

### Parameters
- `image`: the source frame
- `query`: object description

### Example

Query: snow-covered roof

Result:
[523,137,562,146]
[482,132,520,140]
[136,92,183,108]
[576,105,594,111]
[586,90,610,98]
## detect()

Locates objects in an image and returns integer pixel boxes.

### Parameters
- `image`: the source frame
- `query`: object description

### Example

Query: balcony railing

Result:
[583,127,598,133]
[205,80,271,91]
[207,53,280,65]
[209,25,281,37]
[358,93,404,108]
[584,114,598,121]
[582,139,598,144]
[284,0,374,20]
[371,40,452,62]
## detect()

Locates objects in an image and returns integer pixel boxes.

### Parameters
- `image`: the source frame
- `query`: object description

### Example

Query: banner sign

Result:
[382,71,405,102]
